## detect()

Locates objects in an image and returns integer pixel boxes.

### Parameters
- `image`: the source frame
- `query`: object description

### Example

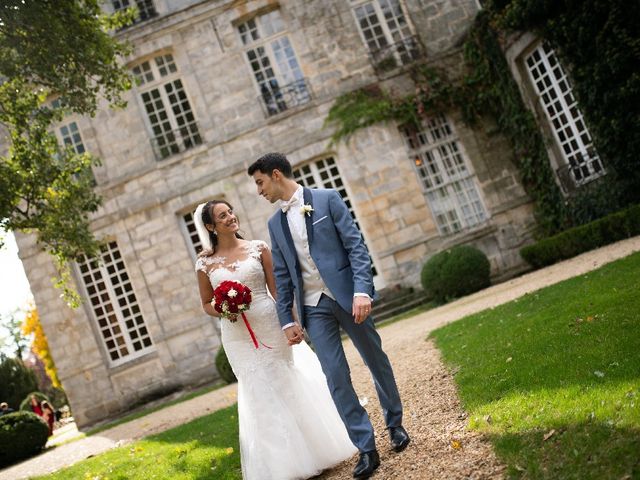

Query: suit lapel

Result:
[279,210,299,271]
[303,187,314,244]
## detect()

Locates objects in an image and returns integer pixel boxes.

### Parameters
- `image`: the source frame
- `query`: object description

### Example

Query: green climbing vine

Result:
[326,2,639,236]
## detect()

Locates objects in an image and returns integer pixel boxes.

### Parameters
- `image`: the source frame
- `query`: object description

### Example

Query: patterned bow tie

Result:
[280,197,299,213]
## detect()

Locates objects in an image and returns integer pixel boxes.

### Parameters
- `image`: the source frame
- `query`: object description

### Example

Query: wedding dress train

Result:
[196,240,356,479]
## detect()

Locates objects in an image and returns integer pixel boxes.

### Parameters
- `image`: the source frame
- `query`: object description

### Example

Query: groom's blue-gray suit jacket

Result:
[268,187,375,329]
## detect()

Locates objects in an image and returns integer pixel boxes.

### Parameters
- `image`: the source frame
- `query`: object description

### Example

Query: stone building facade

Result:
[14,0,590,427]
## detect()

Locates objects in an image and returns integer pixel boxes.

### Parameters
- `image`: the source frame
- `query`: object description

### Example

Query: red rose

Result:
[213,280,252,320]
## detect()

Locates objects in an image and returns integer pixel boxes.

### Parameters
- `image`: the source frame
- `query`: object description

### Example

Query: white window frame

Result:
[236,9,310,116]
[293,156,379,279]
[111,0,157,23]
[401,115,488,236]
[524,42,604,188]
[131,53,202,160]
[76,241,153,367]
[180,210,204,261]
[350,0,417,70]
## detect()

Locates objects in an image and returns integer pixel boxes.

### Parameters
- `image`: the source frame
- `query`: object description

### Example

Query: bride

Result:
[194,200,357,479]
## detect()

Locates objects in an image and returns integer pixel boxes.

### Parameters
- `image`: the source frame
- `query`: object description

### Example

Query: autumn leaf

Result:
[451,440,462,450]
[21,304,61,387]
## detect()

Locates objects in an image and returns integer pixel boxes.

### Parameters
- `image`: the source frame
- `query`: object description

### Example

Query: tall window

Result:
[59,121,86,154]
[77,241,153,366]
[352,0,419,72]
[112,0,157,24]
[181,211,203,260]
[237,10,311,117]
[132,53,202,160]
[525,43,604,188]
[294,157,377,275]
[401,115,487,235]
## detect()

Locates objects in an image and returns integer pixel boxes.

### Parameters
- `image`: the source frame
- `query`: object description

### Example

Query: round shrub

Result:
[421,245,491,302]
[0,411,49,468]
[19,392,50,412]
[215,347,237,384]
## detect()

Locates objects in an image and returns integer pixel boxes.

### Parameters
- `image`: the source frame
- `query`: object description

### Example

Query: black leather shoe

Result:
[353,450,380,478]
[389,426,410,452]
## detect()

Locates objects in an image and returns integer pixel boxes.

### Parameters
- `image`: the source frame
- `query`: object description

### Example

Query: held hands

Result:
[352,296,372,324]
[284,323,304,345]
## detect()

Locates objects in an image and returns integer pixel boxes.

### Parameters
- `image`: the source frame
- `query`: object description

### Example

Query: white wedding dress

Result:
[196,240,357,480]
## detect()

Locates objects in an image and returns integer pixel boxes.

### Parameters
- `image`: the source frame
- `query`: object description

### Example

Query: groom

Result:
[248,153,409,478]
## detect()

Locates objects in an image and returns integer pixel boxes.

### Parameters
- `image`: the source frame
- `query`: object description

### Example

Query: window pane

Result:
[525,43,604,185]
[77,241,153,364]
[401,116,487,235]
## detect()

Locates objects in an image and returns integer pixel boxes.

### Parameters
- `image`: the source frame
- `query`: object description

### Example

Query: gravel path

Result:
[3,236,639,480]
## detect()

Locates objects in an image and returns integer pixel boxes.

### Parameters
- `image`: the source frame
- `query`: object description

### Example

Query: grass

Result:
[430,252,640,479]
[34,405,241,480]
[85,382,226,436]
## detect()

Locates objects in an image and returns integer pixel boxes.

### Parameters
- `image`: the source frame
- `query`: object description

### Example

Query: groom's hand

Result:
[352,296,372,324]
[284,324,304,345]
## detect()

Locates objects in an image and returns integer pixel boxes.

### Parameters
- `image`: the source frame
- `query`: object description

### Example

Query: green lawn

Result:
[34,405,241,480]
[430,252,640,479]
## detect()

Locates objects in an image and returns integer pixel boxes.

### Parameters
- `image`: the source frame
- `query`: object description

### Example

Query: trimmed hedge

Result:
[520,204,640,268]
[0,411,49,467]
[421,245,491,303]
[215,347,237,384]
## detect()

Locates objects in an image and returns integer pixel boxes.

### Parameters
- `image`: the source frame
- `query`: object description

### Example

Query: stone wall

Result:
[14,0,537,427]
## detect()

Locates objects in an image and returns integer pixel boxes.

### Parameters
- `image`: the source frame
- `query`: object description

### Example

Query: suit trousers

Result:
[303,294,403,453]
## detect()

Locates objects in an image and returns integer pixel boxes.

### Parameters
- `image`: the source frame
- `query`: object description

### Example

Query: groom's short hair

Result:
[247,152,293,178]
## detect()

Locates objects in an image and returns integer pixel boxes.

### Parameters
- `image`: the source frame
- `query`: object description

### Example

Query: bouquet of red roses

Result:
[212,280,252,320]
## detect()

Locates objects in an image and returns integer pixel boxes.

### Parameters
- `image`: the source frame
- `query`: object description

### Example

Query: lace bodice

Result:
[195,240,269,297]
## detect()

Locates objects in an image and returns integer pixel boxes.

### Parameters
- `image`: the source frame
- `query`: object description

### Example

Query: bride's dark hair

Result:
[200,200,243,255]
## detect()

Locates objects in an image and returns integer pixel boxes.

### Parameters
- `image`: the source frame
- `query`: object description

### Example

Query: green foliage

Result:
[326,2,639,235]
[44,387,69,411]
[0,310,29,359]
[421,245,491,302]
[520,204,640,268]
[324,67,462,144]
[0,0,134,115]
[0,411,49,468]
[0,1,135,304]
[430,251,640,479]
[19,391,50,412]
[0,357,38,410]
[461,12,567,234]
[488,0,640,218]
[215,347,237,384]
[33,405,242,479]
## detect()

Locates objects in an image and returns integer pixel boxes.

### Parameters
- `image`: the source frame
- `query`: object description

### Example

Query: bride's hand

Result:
[284,324,304,345]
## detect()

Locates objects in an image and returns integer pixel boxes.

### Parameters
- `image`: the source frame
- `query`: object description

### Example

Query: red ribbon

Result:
[241,313,272,349]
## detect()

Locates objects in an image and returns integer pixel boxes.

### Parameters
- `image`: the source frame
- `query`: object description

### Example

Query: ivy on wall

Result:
[489,0,639,220]
[326,1,639,236]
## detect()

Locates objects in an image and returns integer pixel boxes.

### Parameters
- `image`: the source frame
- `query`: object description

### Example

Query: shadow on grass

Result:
[430,252,640,479]
[490,422,640,480]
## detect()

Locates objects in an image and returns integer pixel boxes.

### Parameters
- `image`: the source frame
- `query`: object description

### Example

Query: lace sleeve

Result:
[195,256,206,273]
[249,240,269,260]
